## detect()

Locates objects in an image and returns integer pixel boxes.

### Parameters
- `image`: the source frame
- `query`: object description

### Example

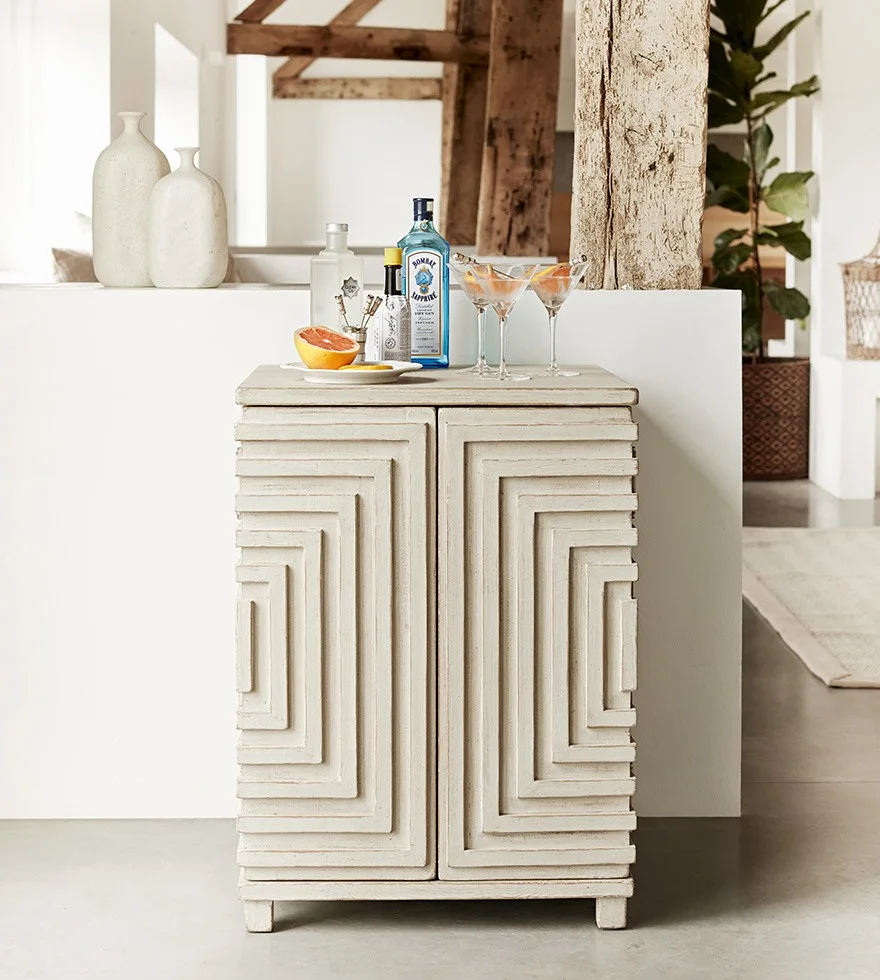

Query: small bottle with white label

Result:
[398,198,450,367]
[309,222,364,330]
[368,247,411,363]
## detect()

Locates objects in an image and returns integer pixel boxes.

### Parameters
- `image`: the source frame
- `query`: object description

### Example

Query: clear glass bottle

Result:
[309,223,364,330]
[368,247,411,362]
[398,198,450,367]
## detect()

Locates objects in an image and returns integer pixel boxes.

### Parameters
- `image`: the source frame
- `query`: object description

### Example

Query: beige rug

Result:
[743,527,880,688]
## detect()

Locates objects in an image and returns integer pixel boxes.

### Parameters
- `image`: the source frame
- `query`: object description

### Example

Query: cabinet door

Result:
[439,408,638,880]
[235,407,435,880]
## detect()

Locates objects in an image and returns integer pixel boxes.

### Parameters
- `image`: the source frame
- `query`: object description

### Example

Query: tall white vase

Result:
[148,148,229,289]
[92,111,170,287]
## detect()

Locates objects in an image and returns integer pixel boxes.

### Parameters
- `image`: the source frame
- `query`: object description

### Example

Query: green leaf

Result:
[755,221,812,260]
[730,50,764,88]
[709,37,741,101]
[706,145,750,212]
[745,122,773,181]
[751,75,820,116]
[715,228,748,250]
[754,11,810,60]
[706,144,750,188]
[708,93,745,129]
[712,242,755,275]
[759,0,789,23]
[764,281,811,319]
[763,171,814,220]
[755,72,778,86]
[706,186,751,213]
[712,269,762,352]
[713,0,768,49]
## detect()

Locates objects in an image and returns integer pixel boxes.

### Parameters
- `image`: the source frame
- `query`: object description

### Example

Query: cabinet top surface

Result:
[236,365,638,407]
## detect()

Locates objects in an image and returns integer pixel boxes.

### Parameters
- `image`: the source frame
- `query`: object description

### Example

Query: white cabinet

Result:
[235,368,638,931]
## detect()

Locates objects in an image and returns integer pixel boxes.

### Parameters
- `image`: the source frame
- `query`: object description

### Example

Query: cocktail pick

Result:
[334,294,352,329]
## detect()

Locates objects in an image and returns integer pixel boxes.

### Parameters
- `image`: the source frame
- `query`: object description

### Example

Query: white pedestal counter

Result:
[0,284,742,820]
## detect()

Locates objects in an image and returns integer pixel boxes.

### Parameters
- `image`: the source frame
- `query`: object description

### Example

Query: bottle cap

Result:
[326,222,348,232]
[413,198,434,220]
[384,247,403,266]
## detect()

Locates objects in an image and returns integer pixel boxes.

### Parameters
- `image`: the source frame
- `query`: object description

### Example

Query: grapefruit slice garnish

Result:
[294,326,359,370]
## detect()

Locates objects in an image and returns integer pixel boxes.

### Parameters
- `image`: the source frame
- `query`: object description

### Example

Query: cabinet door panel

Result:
[439,408,638,880]
[235,408,435,880]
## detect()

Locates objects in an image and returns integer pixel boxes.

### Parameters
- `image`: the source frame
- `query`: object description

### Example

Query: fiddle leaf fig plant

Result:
[706,0,819,353]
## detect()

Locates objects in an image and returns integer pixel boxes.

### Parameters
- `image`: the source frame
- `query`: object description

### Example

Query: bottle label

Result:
[372,296,411,361]
[341,276,360,300]
[406,248,444,357]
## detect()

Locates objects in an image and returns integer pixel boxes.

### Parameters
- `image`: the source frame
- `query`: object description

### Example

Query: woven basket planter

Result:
[842,234,880,360]
[742,357,810,480]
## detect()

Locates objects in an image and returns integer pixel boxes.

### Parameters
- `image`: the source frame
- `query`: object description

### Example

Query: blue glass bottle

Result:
[398,197,450,367]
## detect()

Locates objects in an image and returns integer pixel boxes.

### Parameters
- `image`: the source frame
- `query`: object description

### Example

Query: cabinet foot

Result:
[595,897,627,929]
[243,900,274,933]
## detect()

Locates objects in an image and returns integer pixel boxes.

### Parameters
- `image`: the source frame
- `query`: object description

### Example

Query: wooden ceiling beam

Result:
[273,0,383,84]
[439,0,492,245]
[234,0,289,23]
[274,77,442,100]
[227,24,490,63]
[476,0,565,255]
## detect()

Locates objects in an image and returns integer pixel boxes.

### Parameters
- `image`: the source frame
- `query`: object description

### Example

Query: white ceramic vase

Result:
[148,148,229,288]
[92,111,170,287]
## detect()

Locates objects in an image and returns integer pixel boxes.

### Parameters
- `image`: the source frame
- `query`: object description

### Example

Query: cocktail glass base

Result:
[540,367,580,378]
[457,360,492,376]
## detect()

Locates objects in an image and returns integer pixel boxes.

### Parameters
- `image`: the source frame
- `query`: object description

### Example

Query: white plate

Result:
[279,361,424,385]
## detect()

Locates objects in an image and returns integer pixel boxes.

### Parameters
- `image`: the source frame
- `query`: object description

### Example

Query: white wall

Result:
[110,0,227,188]
[0,285,742,819]
[810,0,880,362]
[0,0,110,274]
[809,0,880,498]
[153,24,201,165]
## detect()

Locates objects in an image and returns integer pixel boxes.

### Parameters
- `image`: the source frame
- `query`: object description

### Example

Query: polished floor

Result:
[1,481,878,980]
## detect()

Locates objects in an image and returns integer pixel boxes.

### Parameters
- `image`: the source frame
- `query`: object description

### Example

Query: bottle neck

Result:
[325,231,349,253]
[384,264,402,296]
[412,216,436,233]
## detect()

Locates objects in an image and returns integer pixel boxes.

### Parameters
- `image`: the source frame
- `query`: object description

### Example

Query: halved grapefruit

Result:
[294,326,359,370]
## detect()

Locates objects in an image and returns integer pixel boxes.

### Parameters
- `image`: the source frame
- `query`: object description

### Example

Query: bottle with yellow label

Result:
[367,247,411,362]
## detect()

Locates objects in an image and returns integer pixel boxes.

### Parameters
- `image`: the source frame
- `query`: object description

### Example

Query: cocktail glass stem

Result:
[547,310,559,374]
[540,307,579,378]
[457,304,490,375]
[498,313,509,380]
[476,306,488,373]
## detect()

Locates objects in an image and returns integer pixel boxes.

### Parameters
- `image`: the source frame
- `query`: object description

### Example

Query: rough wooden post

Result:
[439,0,492,246]
[476,0,564,256]
[572,0,710,288]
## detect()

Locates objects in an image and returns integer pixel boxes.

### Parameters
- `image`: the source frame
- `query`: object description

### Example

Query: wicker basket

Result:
[742,357,810,480]
[842,234,880,359]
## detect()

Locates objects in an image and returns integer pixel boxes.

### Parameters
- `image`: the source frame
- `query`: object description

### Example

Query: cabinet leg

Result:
[243,900,274,933]
[595,897,627,930]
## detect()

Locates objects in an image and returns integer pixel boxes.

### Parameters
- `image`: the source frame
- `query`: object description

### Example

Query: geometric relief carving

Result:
[234,408,435,880]
[439,408,639,880]
[236,563,289,730]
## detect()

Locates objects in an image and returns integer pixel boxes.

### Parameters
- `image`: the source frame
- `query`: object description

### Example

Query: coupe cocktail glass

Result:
[449,254,491,375]
[531,256,589,377]
[476,262,540,382]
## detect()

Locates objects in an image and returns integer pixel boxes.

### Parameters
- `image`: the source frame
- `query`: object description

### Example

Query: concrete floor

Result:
[1,481,879,980]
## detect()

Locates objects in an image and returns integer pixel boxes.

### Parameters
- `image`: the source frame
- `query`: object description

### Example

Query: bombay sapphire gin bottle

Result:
[398,197,450,367]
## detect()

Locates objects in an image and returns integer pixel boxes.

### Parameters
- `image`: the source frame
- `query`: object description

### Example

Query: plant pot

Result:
[742,356,809,480]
